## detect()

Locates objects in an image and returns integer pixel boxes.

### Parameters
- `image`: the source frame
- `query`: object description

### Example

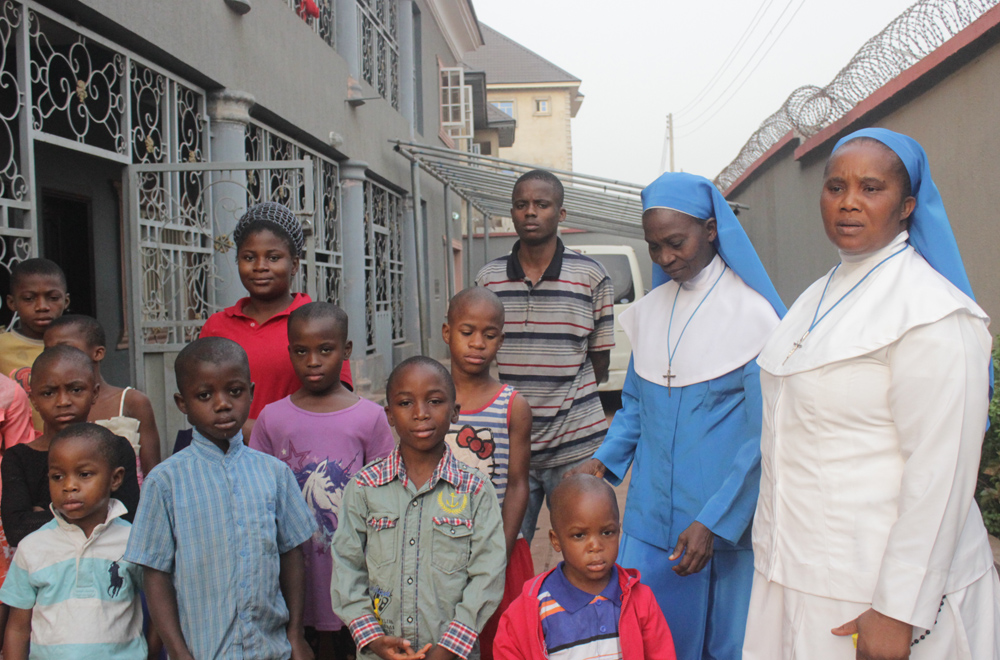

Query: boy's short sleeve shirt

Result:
[0,500,147,659]
[124,430,316,660]
[476,240,615,469]
[538,563,623,659]
[0,330,45,431]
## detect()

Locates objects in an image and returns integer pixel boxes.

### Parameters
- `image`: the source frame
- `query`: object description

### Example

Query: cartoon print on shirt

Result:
[10,366,29,394]
[108,560,124,597]
[287,443,352,551]
[445,425,496,479]
[371,584,394,634]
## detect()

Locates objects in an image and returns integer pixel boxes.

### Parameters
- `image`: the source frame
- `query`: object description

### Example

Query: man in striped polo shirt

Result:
[476,169,615,543]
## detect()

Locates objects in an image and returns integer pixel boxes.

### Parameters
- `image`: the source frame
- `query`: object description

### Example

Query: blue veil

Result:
[641,171,787,317]
[832,127,992,398]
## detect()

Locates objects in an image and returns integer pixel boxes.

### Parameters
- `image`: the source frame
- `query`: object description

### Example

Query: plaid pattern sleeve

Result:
[348,613,385,649]
[439,619,478,659]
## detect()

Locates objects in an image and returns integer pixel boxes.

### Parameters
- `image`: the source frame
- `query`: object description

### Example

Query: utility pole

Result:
[659,113,675,173]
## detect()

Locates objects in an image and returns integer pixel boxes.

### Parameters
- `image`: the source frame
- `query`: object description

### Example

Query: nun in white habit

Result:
[744,128,1000,660]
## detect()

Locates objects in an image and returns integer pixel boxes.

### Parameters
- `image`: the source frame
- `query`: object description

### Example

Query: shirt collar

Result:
[190,428,245,461]
[547,561,623,614]
[50,498,128,538]
[372,445,463,489]
[224,292,311,320]
[506,238,565,283]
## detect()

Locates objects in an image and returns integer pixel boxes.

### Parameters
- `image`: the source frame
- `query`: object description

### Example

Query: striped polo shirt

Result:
[0,500,146,659]
[476,239,614,469]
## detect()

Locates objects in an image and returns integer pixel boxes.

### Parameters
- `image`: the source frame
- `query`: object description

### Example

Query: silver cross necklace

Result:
[665,263,728,396]
[783,244,909,364]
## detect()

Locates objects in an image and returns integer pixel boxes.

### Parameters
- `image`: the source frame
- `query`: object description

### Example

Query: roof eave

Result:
[425,0,484,62]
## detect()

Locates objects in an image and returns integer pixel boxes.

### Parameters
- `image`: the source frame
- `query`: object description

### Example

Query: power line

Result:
[676,0,776,117]
[677,0,808,136]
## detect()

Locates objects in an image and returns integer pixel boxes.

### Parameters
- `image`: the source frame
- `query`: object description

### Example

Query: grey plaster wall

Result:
[727,33,1000,323]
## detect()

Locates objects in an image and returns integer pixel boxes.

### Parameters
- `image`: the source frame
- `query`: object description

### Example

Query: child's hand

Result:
[289,633,315,660]
[368,636,432,660]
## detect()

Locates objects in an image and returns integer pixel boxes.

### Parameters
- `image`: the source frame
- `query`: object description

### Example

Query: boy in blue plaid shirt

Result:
[331,357,506,660]
[125,338,316,660]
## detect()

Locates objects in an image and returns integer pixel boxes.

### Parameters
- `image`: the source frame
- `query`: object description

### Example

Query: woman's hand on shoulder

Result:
[568,458,606,479]
[831,608,912,660]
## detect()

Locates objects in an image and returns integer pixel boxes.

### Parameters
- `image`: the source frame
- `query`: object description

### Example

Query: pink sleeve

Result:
[366,405,396,462]
[1,385,35,450]
[248,407,273,455]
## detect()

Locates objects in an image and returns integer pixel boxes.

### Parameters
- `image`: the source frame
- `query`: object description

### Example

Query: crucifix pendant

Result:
[664,366,675,397]
[783,331,810,364]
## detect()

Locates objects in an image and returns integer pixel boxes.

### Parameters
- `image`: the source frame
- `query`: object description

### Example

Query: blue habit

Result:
[594,356,762,660]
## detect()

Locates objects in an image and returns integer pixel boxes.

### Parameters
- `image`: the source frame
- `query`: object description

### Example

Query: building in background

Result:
[463,23,584,170]
[0,0,496,454]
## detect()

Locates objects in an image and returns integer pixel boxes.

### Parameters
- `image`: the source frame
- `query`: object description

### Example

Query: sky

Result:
[473,0,918,186]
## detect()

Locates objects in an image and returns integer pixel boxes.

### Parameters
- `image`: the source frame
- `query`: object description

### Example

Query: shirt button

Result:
[600,626,606,633]
[241,580,249,589]
[240,549,249,557]
[407,577,413,585]
[450,528,456,535]
[237,519,244,527]
[412,501,418,507]
[250,322,256,327]
[240,611,249,620]
[409,539,415,545]
[407,617,413,623]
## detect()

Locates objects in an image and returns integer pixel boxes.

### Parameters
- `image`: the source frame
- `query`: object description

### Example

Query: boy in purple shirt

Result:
[251,303,395,657]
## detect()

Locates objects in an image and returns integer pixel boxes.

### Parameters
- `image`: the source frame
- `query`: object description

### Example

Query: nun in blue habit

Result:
[577,172,786,660]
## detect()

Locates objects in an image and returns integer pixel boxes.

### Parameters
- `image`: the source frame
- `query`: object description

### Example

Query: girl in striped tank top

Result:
[444,288,533,660]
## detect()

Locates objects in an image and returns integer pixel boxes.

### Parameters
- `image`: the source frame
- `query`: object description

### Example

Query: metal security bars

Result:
[358,0,399,109]
[362,180,404,352]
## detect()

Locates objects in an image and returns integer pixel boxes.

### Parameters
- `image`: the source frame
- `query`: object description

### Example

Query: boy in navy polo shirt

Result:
[494,475,675,660]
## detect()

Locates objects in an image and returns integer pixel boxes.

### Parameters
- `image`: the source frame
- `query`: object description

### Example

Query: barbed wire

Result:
[714,0,999,191]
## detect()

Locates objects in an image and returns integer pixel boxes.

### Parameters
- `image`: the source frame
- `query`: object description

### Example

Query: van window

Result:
[589,254,635,304]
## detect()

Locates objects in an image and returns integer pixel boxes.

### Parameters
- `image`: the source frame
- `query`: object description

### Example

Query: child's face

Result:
[174,361,253,443]
[385,364,460,454]
[7,274,69,340]
[442,300,504,375]
[288,317,352,395]
[30,361,98,433]
[237,229,299,303]
[549,489,621,594]
[43,325,103,364]
[48,436,124,537]
[510,179,565,247]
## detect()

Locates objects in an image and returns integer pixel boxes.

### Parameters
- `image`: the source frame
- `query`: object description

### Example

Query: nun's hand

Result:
[831,608,912,660]
[669,521,714,576]
[568,458,606,479]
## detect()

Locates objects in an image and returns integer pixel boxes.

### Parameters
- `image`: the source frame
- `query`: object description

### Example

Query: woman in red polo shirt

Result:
[200,202,352,437]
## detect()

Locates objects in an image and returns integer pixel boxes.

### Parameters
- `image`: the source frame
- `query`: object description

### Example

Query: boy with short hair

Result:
[475,170,615,543]
[1,258,70,431]
[494,474,675,660]
[331,356,506,660]
[124,337,316,660]
[0,423,146,659]
[251,302,394,656]
[44,314,162,479]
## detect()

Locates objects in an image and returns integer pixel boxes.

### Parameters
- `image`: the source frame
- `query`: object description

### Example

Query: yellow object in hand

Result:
[852,633,858,649]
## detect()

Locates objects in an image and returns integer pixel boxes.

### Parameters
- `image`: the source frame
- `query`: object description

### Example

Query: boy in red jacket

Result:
[494,474,675,659]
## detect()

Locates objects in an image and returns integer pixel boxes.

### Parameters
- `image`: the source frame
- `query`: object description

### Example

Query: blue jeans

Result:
[519,456,592,543]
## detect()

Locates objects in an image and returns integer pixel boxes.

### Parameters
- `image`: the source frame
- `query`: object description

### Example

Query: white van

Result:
[570,245,644,393]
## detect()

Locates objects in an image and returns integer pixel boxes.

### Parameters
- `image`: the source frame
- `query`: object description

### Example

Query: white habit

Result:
[744,231,1000,659]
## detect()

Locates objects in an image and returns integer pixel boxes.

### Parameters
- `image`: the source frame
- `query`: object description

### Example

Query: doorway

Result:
[41,191,95,317]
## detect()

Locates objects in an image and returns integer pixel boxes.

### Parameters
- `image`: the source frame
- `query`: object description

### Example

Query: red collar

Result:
[223,292,312,321]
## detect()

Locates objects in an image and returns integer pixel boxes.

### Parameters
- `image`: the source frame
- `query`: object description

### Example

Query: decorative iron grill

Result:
[245,121,343,306]
[363,180,404,351]
[285,0,335,48]
[715,0,1000,191]
[358,0,399,109]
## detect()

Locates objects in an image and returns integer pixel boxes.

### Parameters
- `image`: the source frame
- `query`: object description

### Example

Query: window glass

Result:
[587,254,634,304]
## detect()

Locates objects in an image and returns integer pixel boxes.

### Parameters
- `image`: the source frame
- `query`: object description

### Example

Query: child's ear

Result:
[92,346,106,363]
[290,256,300,277]
[441,323,450,346]
[344,340,353,360]
[249,381,255,401]
[497,330,505,350]
[90,381,100,405]
[173,392,189,415]
[109,466,125,492]
[5,294,14,313]
[383,405,395,428]
[451,402,461,424]
[549,528,561,553]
